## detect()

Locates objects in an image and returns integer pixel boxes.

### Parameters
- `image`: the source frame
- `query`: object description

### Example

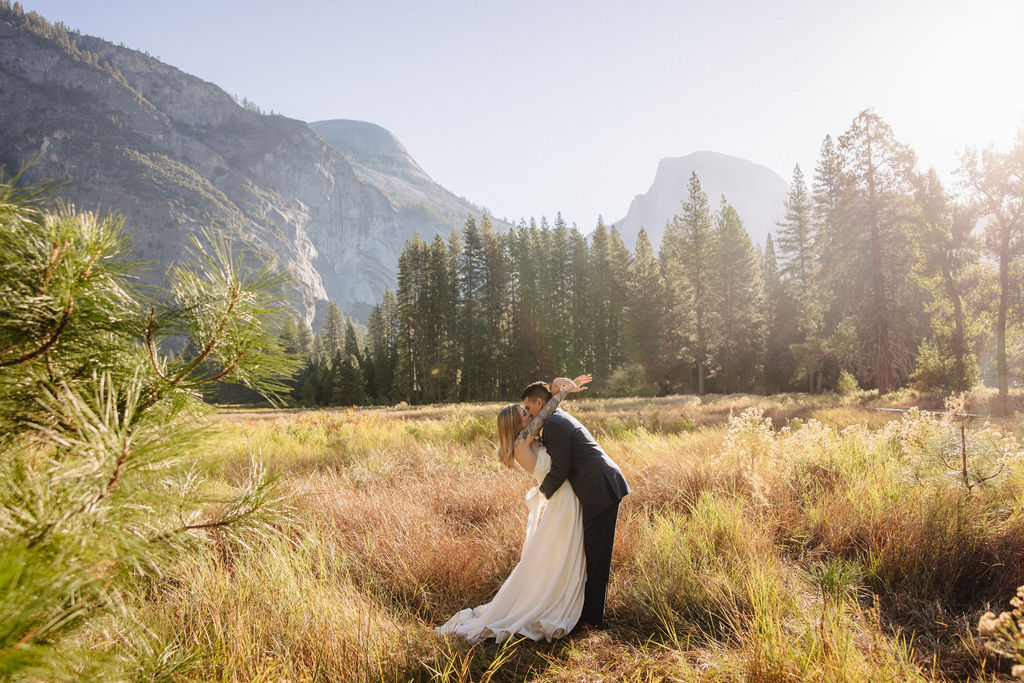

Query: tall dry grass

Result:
[88,391,1024,680]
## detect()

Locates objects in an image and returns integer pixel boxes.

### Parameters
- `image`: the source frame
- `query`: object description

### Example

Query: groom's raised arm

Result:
[539,416,571,499]
[516,385,568,445]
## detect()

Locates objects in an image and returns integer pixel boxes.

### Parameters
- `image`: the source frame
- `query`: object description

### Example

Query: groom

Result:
[521,381,630,630]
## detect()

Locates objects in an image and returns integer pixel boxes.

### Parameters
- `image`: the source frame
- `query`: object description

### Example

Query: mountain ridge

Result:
[310,119,488,233]
[0,4,499,325]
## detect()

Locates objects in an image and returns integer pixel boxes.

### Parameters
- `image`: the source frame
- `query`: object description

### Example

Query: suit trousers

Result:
[579,500,620,627]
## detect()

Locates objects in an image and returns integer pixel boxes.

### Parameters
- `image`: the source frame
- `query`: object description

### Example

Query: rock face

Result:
[311,119,485,234]
[0,7,494,325]
[613,151,789,250]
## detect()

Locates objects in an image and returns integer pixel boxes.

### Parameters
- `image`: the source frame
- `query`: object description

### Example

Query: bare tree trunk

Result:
[940,255,967,391]
[865,131,891,395]
[696,313,706,396]
[997,226,1010,412]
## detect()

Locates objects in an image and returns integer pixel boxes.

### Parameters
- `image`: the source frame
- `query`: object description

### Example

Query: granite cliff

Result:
[0,5,496,324]
[613,151,789,250]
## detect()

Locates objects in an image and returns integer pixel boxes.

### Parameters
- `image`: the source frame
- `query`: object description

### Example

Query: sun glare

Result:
[892,1,1024,168]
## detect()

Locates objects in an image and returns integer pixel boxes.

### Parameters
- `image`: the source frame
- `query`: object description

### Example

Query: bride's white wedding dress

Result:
[435,446,585,643]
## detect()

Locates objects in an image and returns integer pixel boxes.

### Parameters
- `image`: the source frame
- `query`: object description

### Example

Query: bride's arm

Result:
[512,374,591,450]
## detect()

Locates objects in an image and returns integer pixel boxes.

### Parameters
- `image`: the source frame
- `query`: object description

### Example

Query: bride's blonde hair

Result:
[496,404,521,468]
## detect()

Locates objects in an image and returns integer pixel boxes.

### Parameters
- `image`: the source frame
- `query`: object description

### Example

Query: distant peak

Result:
[656,150,770,171]
[310,119,411,159]
[611,151,789,251]
[655,151,782,179]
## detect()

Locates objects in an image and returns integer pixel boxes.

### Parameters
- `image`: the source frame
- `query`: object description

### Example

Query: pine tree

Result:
[664,172,716,394]
[606,225,632,370]
[587,219,616,381]
[365,306,385,401]
[315,356,335,404]
[367,287,398,401]
[458,216,488,401]
[569,227,592,374]
[280,317,300,356]
[340,319,366,401]
[0,173,292,677]
[546,214,574,374]
[299,360,319,404]
[580,218,632,387]
[810,134,846,345]
[295,318,314,357]
[811,134,845,284]
[311,331,326,364]
[503,225,526,390]
[343,318,360,358]
[712,198,764,391]
[481,216,512,399]
[627,228,667,390]
[776,164,814,291]
[910,169,982,391]
[322,302,345,356]
[419,233,457,402]
[277,317,305,400]
[958,131,1024,410]
[330,349,365,405]
[833,110,924,392]
[762,235,796,391]
[526,222,559,379]
[774,163,826,389]
[443,229,463,398]
[659,218,695,392]
[505,223,544,388]
[395,235,428,402]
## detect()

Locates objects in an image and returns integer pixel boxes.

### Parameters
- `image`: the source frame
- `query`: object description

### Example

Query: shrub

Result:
[606,362,658,397]
[910,339,978,393]
[836,370,860,396]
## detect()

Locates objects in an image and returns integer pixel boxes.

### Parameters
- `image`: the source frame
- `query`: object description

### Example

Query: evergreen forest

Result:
[287,111,1024,411]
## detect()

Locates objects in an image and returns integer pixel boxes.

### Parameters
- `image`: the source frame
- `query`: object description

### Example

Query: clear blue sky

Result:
[21,0,1024,230]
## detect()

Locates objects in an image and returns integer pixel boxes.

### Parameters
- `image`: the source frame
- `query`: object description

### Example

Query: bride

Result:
[435,375,591,643]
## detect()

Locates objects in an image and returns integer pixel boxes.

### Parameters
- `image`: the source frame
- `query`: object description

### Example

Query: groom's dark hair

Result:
[521,381,553,402]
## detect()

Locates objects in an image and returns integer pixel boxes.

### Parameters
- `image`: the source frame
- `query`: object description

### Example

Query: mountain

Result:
[310,119,485,233]
[0,5,497,325]
[612,151,789,250]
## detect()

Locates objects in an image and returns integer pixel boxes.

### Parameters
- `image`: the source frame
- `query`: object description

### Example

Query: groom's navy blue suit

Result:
[539,408,630,628]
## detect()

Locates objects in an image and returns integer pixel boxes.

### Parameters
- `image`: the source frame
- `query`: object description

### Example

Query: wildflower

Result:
[978,611,1001,636]
[979,586,1024,679]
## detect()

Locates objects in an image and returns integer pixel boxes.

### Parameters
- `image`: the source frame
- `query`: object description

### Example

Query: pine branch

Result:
[88,434,131,514]
[0,294,73,368]
[144,308,171,383]
[170,282,243,386]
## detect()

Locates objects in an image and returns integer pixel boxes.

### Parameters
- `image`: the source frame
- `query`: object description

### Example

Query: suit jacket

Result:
[539,409,630,520]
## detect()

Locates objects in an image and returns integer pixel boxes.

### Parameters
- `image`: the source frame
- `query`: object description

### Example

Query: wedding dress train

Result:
[435,446,585,643]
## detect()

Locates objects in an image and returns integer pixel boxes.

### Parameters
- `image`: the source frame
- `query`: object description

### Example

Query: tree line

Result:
[283,110,1024,409]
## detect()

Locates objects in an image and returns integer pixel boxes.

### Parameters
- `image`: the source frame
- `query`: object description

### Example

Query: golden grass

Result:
[111,392,1024,680]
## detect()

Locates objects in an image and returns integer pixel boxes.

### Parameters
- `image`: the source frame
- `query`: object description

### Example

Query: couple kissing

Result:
[436,375,630,643]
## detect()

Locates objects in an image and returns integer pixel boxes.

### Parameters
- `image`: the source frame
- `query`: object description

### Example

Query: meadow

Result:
[131,390,1024,681]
